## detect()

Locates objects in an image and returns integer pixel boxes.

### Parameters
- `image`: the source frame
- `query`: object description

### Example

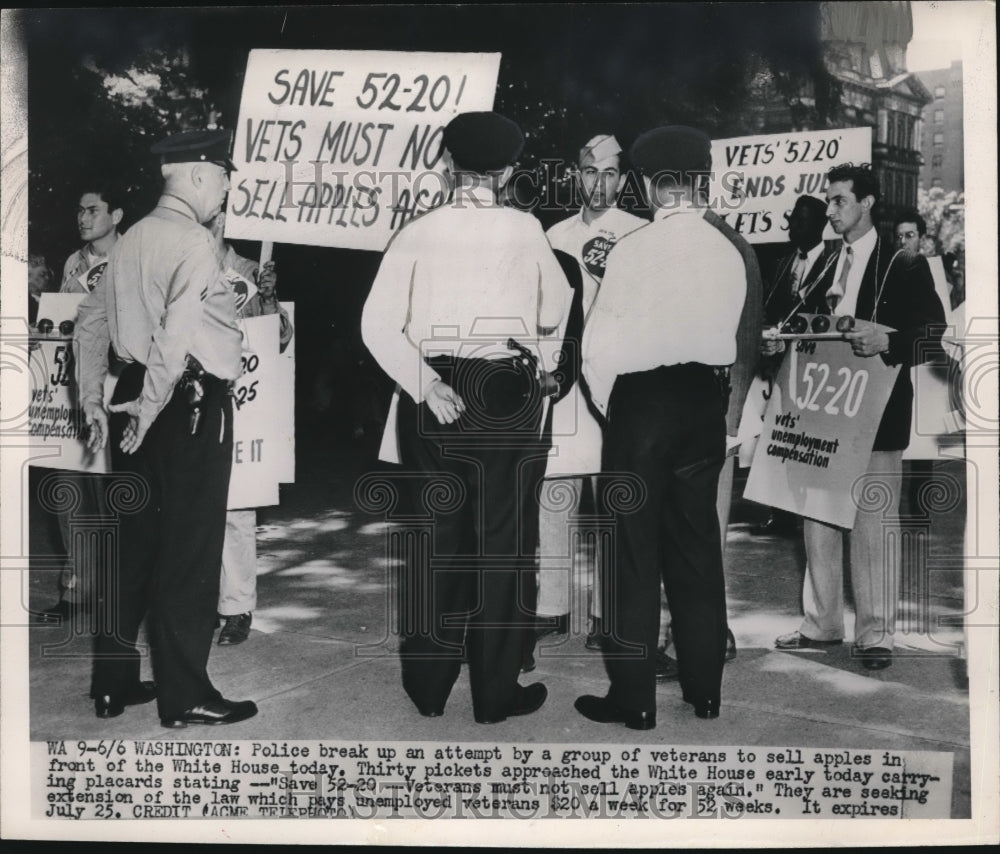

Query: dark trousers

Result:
[601,364,728,713]
[92,362,233,718]
[397,355,546,721]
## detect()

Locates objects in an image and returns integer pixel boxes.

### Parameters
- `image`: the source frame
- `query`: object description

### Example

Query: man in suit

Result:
[751,194,829,538]
[774,163,946,670]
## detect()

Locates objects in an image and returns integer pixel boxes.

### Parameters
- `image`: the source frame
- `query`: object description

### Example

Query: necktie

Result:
[827,245,852,313]
[790,250,808,294]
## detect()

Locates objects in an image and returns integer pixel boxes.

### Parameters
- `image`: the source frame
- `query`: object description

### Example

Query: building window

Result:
[934,109,944,124]
[932,154,943,168]
[935,85,946,98]
[933,132,944,147]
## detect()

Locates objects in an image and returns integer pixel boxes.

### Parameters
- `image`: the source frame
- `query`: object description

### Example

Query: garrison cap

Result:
[580,134,622,165]
[442,112,524,174]
[629,125,712,176]
[151,129,237,171]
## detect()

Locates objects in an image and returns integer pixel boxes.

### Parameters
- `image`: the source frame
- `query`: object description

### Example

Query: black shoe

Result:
[415,702,444,718]
[655,648,680,681]
[218,613,252,646]
[750,513,799,537]
[161,697,258,728]
[94,681,157,719]
[775,631,843,650]
[689,697,720,719]
[584,617,602,651]
[534,613,568,640]
[725,628,737,662]
[475,683,547,724]
[855,645,892,671]
[33,600,73,625]
[574,694,655,730]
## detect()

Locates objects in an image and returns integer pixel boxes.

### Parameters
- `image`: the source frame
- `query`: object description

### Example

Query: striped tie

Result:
[826,245,852,313]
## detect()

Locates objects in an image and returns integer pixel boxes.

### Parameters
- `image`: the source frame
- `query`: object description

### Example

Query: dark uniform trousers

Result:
[397,354,546,721]
[92,361,233,719]
[600,364,728,713]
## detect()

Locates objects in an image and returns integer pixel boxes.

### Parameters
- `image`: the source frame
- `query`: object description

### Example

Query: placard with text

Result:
[708,127,871,244]
[744,326,900,529]
[225,49,501,251]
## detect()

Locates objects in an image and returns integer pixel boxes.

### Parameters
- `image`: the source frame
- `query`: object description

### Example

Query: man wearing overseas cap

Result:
[533,134,646,653]
[75,129,258,728]
[33,181,126,626]
[362,111,571,724]
[578,125,747,728]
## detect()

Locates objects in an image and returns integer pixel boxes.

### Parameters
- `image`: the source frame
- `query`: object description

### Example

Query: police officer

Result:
[362,111,571,724]
[75,130,257,727]
[579,126,747,728]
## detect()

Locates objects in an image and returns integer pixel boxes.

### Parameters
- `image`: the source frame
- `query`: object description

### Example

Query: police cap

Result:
[442,111,524,174]
[151,129,237,171]
[629,125,711,177]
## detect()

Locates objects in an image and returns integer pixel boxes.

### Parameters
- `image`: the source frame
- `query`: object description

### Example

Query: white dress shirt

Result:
[362,184,572,404]
[829,224,877,317]
[582,208,746,416]
[546,206,647,316]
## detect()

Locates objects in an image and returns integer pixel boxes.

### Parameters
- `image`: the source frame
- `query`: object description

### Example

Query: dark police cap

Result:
[150,129,237,171]
[442,111,524,174]
[629,125,712,175]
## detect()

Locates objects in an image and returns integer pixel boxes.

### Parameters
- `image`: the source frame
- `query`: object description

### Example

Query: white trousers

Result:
[798,450,903,649]
[537,476,601,619]
[219,509,258,615]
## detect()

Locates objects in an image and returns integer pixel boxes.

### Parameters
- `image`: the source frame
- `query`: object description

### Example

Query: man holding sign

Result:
[75,130,258,727]
[773,164,945,670]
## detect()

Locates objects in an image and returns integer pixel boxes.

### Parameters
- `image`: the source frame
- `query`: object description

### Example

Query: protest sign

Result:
[744,324,900,529]
[28,293,109,473]
[707,127,871,243]
[225,49,501,251]
[228,313,282,509]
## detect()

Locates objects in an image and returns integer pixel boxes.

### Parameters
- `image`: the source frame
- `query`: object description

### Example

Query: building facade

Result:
[917,61,964,193]
[819,1,932,235]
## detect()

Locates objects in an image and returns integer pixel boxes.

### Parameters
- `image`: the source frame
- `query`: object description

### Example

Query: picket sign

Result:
[744,325,900,530]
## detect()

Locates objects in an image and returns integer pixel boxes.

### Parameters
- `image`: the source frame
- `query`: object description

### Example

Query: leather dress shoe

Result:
[725,628,737,662]
[475,682,547,724]
[415,702,444,718]
[775,630,843,650]
[574,694,655,730]
[655,648,680,681]
[584,617,602,651]
[33,600,74,625]
[855,645,892,670]
[161,697,258,728]
[682,695,720,719]
[218,613,252,645]
[750,512,799,537]
[535,613,568,640]
[94,681,157,719]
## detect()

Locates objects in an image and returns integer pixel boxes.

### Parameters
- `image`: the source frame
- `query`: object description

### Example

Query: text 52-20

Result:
[790,361,869,418]
[355,73,467,113]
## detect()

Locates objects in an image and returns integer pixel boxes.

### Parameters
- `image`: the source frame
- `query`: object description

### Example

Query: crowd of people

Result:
[29,108,951,731]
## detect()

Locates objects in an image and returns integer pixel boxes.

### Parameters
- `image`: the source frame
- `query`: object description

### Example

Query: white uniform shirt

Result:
[582,209,746,416]
[546,207,647,316]
[362,185,571,405]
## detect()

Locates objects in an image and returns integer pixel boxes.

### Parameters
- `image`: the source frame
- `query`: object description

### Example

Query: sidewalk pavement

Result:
[25,433,971,816]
